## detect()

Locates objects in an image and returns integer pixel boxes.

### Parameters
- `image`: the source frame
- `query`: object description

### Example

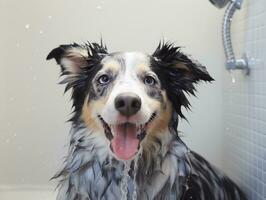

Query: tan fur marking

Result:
[148,92,172,136]
[82,96,108,132]
[81,97,100,131]
[175,62,190,71]
[61,47,89,73]
[138,63,150,71]
[102,60,120,72]
[68,47,88,58]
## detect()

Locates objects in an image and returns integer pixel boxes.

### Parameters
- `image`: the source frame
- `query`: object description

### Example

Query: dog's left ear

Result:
[152,42,214,84]
[152,42,214,119]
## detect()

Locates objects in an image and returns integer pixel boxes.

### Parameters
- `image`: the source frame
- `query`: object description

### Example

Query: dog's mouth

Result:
[98,113,156,160]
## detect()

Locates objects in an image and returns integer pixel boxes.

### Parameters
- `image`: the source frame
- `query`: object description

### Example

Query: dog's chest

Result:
[56,126,190,200]
[65,157,185,200]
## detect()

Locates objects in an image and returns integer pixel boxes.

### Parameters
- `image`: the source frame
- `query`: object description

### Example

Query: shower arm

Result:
[222,0,249,74]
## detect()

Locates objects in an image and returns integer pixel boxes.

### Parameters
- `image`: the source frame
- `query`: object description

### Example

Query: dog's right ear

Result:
[47,42,108,91]
[47,43,89,75]
[47,43,108,75]
[47,42,108,122]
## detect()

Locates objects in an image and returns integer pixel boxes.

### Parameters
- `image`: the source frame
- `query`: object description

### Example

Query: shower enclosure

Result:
[0,0,265,199]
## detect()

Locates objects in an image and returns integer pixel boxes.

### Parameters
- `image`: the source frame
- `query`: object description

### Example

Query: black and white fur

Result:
[47,41,246,200]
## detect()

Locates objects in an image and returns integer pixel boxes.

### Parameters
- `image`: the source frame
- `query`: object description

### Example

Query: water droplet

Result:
[16,43,20,48]
[96,5,102,10]
[119,153,141,200]
[230,70,236,84]
[14,133,17,137]
[5,139,10,143]
[39,30,43,34]
[48,15,52,19]
[25,24,30,29]
[120,161,131,200]
[132,154,141,200]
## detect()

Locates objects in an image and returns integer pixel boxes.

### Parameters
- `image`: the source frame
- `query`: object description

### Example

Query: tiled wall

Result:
[222,0,266,199]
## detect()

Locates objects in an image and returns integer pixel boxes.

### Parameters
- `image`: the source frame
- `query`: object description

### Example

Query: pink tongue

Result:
[111,123,139,160]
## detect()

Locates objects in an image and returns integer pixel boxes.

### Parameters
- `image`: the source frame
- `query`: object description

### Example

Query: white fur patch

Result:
[100,52,154,125]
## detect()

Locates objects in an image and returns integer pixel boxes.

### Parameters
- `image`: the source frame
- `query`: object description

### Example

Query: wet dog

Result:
[47,41,246,200]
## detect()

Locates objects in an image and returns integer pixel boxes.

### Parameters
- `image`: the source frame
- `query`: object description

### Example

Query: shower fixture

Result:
[209,0,250,74]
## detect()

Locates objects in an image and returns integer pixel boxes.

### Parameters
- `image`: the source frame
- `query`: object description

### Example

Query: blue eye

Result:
[98,74,110,84]
[144,76,156,86]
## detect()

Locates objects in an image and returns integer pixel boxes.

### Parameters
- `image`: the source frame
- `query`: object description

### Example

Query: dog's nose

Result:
[115,93,141,116]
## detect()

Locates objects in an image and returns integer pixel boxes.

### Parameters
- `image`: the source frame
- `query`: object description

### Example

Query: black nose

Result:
[115,93,141,116]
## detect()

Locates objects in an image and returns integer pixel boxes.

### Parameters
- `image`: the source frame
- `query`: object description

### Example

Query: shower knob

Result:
[209,0,230,8]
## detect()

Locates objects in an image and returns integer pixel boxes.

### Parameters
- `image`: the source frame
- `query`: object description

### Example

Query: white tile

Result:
[223,0,266,198]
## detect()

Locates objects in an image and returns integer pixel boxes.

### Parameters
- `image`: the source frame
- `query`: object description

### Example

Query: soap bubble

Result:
[96,5,102,10]
[25,24,30,29]
[229,70,236,84]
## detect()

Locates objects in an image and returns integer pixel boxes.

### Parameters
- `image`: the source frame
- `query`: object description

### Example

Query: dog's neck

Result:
[55,122,191,200]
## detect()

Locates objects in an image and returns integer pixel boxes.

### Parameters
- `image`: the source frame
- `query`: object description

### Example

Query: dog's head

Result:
[47,42,213,160]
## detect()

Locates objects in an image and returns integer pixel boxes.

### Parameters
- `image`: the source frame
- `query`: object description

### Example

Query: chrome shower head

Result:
[209,0,230,8]
[209,0,249,73]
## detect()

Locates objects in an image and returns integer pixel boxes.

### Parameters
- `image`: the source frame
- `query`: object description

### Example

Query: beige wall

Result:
[0,187,56,200]
[0,0,225,194]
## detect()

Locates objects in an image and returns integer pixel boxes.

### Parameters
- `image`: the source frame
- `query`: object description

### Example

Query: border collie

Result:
[47,41,246,200]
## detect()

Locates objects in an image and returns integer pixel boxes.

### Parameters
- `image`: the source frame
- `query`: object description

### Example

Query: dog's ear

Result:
[46,42,108,90]
[47,43,90,74]
[152,42,214,83]
[47,42,108,122]
[152,42,214,120]
[47,42,108,76]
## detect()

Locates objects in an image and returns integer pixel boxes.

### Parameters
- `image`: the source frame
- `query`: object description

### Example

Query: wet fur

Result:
[47,41,246,200]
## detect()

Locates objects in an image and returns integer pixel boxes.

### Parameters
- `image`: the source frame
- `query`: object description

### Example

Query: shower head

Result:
[209,0,249,73]
[209,0,230,8]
